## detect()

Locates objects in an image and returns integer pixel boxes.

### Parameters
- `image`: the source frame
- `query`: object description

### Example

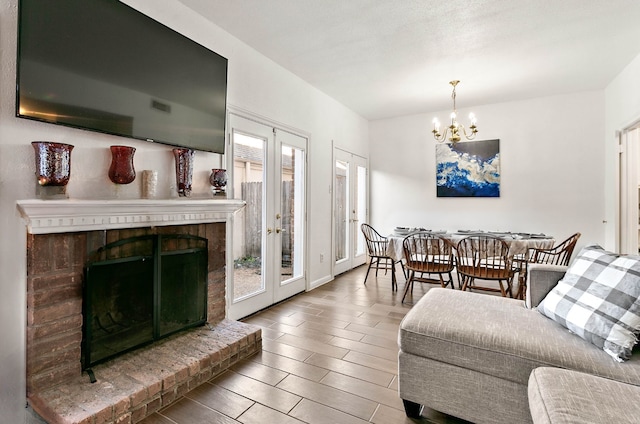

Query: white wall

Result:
[604,52,640,250]
[369,91,606,250]
[0,0,368,420]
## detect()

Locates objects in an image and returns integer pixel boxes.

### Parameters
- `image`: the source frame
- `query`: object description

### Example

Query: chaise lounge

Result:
[398,247,640,423]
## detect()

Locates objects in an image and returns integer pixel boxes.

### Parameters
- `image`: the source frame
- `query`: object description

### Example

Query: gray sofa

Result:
[398,264,640,423]
[528,367,640,423]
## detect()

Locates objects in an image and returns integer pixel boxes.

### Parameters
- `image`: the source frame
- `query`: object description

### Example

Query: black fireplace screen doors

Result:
[83,234,208,369]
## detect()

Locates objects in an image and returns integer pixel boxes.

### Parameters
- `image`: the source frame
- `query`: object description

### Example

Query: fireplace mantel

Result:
[17,198,245,234]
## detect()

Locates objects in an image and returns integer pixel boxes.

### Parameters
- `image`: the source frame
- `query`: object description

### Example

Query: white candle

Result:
[142,170,158,199]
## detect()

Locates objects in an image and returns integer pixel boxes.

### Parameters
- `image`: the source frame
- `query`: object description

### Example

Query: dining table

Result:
[386,229,556,262]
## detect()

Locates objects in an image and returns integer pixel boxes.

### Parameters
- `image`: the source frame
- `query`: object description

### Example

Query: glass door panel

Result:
[335,159,349,265]
[232,132,266,302]
[273,130,307,302]
[334,149,368,275]
[280,144,305,283]
[355,164,368,259]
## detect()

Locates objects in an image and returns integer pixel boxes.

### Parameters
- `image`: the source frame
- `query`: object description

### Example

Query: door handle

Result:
[276,227,285,234]
[267,227,273,235]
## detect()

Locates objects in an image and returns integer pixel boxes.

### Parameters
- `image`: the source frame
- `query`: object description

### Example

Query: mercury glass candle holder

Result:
[209,168,227,195]
[31,141,74,186]
[108,145,136,184]
[172,148,194,197]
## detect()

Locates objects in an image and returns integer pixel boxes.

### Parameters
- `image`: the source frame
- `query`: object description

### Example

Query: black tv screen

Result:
[16,0,228,154]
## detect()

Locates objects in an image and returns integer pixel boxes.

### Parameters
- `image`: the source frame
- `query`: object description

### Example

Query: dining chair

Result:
[529,232,581,265]
[401,232,455,303]
[514,232,581,299]
[361,223,405,291]
[455,235,515,297]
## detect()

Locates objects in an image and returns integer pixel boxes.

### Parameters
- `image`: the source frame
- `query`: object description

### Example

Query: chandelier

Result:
[432,80,478,143]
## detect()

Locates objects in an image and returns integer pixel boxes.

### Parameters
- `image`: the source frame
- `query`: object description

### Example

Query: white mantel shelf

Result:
[17,198,246,234]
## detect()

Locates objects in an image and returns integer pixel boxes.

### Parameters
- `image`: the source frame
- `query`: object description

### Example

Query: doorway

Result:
[619,126,640,254]
[333,148,368,275]
[227,113,307,320]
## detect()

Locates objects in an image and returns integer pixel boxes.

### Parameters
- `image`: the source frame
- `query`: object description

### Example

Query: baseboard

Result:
[309,274,334,290]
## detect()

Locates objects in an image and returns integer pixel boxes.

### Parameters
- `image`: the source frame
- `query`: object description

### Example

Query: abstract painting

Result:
[436,139,500,197]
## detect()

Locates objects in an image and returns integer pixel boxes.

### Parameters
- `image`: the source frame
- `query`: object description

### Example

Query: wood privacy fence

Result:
[241,181,294,263]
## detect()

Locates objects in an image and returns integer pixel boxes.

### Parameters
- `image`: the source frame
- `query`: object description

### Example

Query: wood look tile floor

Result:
[140,265,469,424]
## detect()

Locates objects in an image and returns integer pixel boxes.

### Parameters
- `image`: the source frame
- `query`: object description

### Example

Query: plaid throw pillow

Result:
[537,245,640,362]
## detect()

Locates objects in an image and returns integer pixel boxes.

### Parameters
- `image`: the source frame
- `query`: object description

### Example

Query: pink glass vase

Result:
[172,148,194,197]
[209,168,227,195]
[31,141,74,186]
[108,145,136,184]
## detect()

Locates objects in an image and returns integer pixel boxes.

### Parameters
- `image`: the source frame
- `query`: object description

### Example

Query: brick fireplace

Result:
[18,199,261,424]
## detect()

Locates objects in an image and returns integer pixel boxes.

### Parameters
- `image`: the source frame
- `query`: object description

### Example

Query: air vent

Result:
[151,99,171,113]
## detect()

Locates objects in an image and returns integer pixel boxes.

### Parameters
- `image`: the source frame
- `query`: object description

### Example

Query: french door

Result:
[227,113,307,320]
[333,148,368,275]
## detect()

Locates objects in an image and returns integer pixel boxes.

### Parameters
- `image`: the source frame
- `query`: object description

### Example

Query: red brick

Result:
[115,412,132,424]
[162,374,176,391]
[175,381,189,398]
[187,360,200,377]
[77,416,94,424]
[199,355,212,370]
[130,405,147,424]
[52,235,72,271]
[198,367,213,383]
[28,273,82,294]
[175,367,189,383]
[113,397,131,417]
[86,231,106,256]
[27,345,80,375]
[160,390,176,407]
[28,362,80,393]
[71,233,88,267]
[29,329,82,357]
[94,405,114,424]
[28,298,82,326]
[28,234,53,275]
[145,397,162,415]
[129,388,148,408]
[146,381,162,399]
[27,314,83,339]
[28,284,82,309]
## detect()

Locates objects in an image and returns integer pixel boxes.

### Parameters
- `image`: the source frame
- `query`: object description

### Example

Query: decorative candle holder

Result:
[32,141,74,185]
[108,145,136,184]
[32,141,74,199]
[209,168,227,196]
[172,148,194,197]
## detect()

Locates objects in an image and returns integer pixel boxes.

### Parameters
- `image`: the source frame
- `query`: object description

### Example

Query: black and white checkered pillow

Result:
[538,245,640,362]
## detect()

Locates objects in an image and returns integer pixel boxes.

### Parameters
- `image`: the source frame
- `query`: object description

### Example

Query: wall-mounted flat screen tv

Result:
[16,0,228,154]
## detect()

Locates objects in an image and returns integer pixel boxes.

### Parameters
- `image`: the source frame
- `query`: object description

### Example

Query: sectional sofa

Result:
[398,260,640,423]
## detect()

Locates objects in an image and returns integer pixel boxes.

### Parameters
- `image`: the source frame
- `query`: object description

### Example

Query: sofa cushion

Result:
[399,288,640,387]
[537,245,640,362]
[528,367,640,424]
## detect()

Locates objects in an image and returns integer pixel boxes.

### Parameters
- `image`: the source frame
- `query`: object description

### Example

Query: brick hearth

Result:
[29,321,260,424]
[19,199,260,424]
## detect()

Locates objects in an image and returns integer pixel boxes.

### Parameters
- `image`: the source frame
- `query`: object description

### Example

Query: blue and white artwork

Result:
[436,139,500,197]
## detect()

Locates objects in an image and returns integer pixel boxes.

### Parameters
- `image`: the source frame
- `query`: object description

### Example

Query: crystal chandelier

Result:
[432,80,478,143]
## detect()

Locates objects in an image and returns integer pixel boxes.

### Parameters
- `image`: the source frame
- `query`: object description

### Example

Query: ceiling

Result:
[179,0,640,120]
